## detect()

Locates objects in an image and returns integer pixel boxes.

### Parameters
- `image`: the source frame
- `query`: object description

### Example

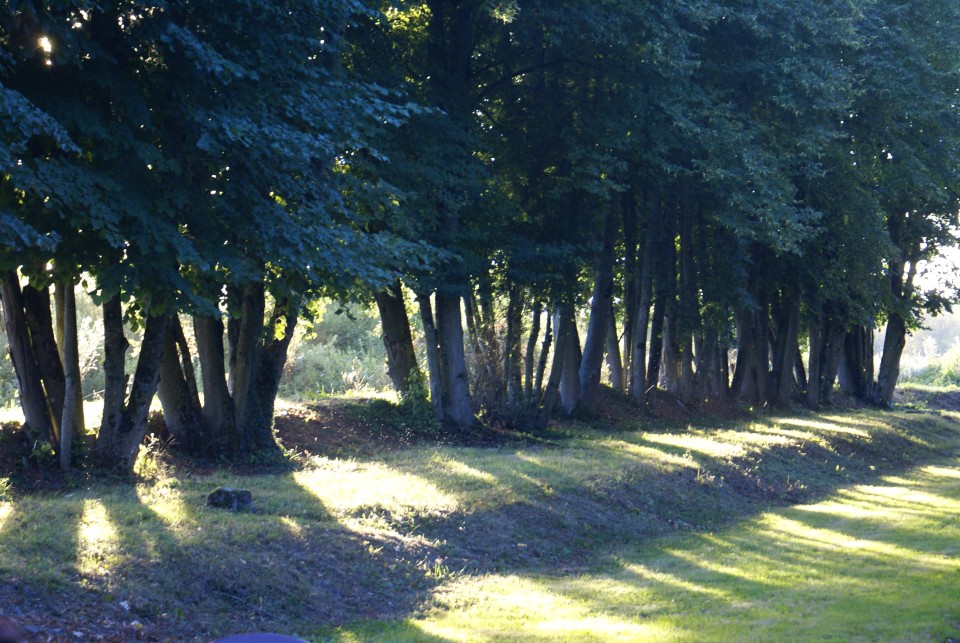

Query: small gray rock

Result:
[206,487,253,512]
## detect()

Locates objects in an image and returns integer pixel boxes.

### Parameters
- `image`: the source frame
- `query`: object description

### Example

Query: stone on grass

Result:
[206,487,254,512]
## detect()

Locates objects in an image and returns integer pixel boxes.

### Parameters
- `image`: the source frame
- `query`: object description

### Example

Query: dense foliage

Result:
[1,0,958,469]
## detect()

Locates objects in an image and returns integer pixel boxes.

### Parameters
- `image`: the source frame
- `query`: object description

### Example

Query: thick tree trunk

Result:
[871,313,906,407]
[157,316,207,454]
[59,282,79,469]
[246,299,298,450]
[579,209,617,412]
[435,292,474,428]
[22,283,66,443]
[96,310,170,471]
[418,294,444,421]
[374,280,419,395]
[770,289,801,405]
[194,315,236,450]
[232,282,266,454]
[838,325,874,400]
[98,294,128,451]
[1,271,53,442]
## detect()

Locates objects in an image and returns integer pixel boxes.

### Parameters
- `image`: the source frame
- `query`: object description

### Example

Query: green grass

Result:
[1,405,959,641]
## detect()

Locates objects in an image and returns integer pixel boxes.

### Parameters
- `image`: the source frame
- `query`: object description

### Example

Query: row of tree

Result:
[2,1,958,471]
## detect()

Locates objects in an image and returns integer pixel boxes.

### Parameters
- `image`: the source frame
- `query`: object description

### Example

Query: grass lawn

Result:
[1,395,959,641]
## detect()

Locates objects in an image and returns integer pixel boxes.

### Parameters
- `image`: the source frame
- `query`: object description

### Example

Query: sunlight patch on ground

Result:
[777,417,870,437]
[293,461,459,519]
[601,438,699,469]
[622,562,731,599]
[77,498,120,580]
[388,460,960,642]
[643,433,746,458]
[415,574,671,642]
[136,483,195,529]
[429,454,497,484]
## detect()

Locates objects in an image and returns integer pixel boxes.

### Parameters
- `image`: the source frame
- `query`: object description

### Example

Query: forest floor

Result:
[0,387,958,641]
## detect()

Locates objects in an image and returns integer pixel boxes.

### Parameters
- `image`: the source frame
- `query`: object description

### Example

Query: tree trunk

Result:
[232,282,266,454]
[579,209,617,412]
[374,280,419,395]
[98,294,128,452]
[605,303,624,393]
[194,315,236,450]
[247,297,299,450]
[838,324,874,400]
[628,223,655,404]
[523,302,542,406]
[505,285,524,413]
[435,292,474,428]
[771,289,801,406]
[532,311,552,405]
[157,316,207,454]
[418,294,444,421]
[536,305,569,429]
[55,282,84,444]
[96,309,170,471]
[806,315,823,409]
[558,304,581,414]
[871,313,906,407]
[59,282,79,469]
[22,282,66,444]
[1,271,53,443]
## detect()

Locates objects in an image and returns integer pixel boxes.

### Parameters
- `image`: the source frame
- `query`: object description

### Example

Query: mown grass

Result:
[0,403,958,641]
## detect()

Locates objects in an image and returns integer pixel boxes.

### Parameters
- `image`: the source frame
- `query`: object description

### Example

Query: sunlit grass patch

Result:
[360,456,960,642]
[293,459,459,528]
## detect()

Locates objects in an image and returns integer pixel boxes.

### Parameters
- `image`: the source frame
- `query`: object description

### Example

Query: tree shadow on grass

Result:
[92,474,456,641]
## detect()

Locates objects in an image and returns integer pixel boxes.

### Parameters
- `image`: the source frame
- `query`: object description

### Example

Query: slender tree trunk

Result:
[374,280,419,395]
[676,183,698,399]
[505,285,524,413]
[536,305,569,429]
[435,291,474,428]
[628,225,655,404]
[418,294,444,421]
[806,314,823,409]
[532,312,552,405]
[1,271,52,442]
[523,302,542,405]
[605,304,624,393]
[55,282,85,442]
[579,209,617,411]
[59,282,79,469]
[558,304,581,414]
